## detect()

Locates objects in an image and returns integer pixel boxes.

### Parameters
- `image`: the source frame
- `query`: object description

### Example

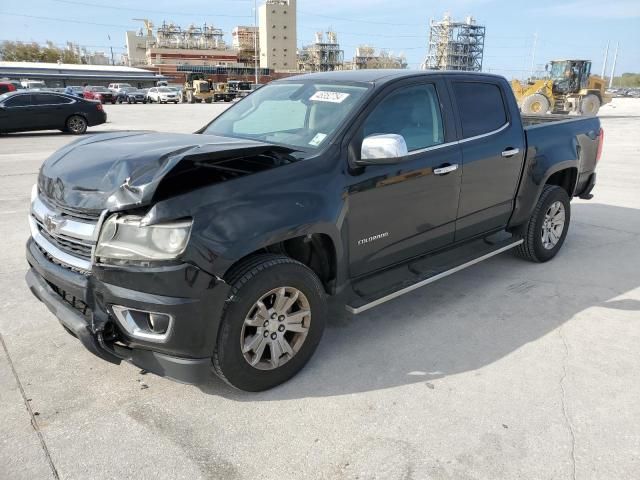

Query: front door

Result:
[347,80,462,277]
[1,93,33,131]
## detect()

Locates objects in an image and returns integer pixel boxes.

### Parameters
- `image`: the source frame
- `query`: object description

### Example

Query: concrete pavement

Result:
[1,99,638,480]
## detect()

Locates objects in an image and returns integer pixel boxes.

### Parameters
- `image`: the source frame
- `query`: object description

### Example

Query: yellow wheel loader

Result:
[182,73,214,104]
[511,60,611,116]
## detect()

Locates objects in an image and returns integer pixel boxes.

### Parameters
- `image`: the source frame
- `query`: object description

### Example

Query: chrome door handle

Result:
[433,164,459,175]
[501,148,520,158]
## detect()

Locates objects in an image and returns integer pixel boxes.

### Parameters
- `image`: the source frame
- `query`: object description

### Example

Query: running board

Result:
[346,237,523,315]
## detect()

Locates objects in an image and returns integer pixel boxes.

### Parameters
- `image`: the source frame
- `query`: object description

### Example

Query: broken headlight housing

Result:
[95,214,192,263]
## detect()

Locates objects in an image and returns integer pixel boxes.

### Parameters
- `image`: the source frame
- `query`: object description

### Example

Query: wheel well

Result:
[227,234,337,294]
[545,168,577,197]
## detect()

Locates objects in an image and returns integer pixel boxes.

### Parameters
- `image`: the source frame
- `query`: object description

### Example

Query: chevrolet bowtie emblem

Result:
[43,214,65,234]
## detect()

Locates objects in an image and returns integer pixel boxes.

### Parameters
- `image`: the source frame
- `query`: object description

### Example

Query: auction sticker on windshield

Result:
[309,91,350,103]
[309,133,327,147]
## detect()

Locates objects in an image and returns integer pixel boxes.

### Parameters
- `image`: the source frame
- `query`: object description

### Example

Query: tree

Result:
[0,40,80,64]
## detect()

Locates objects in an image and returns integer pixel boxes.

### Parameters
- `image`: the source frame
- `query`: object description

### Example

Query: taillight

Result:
[595,128,604,164]
[8,84,16,91]
[96,103,103,111]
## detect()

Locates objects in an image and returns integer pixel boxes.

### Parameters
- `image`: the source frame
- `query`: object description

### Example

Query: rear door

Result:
[32,93,75,129]
[449,77,526,240]
[347,78,462,277]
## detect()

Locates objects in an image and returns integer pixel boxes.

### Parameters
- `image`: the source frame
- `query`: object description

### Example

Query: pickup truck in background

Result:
[25,70,603,391]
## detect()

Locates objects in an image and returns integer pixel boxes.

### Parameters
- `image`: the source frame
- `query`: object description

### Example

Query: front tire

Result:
[514,185,571,262]
[213,254,327,391]
[521,93,550,114]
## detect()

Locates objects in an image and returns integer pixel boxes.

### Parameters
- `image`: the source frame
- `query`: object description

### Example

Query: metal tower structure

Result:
[422,14,485,71]
[298,31,344,72]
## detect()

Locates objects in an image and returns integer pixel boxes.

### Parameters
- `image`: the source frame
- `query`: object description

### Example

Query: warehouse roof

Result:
[0,61,166,82]
[0,61,156,74]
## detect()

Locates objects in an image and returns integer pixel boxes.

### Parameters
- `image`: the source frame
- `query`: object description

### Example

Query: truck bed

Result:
[522,114,601,197]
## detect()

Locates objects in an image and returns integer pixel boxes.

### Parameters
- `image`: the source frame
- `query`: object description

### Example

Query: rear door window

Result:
[453,82,507,138]
[34,94,72,105]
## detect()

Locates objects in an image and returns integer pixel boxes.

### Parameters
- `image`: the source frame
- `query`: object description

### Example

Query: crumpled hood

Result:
[38,131,291,212]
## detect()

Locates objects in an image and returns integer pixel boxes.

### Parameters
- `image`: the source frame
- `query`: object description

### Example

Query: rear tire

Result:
[579,94,600,116]
[212,254,327,391]
[521,93,550,114]
[65,115,87,135]
[514,185,571,262]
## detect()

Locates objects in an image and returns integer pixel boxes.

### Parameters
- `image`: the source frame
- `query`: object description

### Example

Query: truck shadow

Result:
[198,203,640,400]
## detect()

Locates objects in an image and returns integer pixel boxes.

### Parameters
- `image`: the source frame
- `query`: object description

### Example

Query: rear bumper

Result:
[25,237,230,384]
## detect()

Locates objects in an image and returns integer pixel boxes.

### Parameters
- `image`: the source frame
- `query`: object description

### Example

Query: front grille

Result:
[40,195,102,222]
[48,281,92,319]
[35,218,93,260]
[31,192,102,273]
[35,243,90,276]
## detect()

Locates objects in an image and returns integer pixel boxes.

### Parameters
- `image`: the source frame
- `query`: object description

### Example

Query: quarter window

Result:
[453,82,507,138]
[362,83,444,151]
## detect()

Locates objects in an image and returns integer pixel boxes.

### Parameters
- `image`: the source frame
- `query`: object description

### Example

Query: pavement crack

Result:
[558,326,577,480]
[0,333,60,480]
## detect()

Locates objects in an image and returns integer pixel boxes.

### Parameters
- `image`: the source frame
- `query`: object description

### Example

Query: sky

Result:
[0,0,638,79]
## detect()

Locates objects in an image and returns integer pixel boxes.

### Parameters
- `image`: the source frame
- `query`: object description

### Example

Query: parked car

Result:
[65,86,85,98]
[0,91,106,134]
[83,86,116,104]
[21,80,47,90]
[24,70,603,391]
[0,81,17,94]
[108,83,133,93]
[146,86,179,104]
[119,88,147,104]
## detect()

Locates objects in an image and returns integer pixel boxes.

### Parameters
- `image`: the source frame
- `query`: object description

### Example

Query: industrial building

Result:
[125,19,239,82]
[0,61,166,88]
[422,14,485,71]
[353,46,407,70]
[298,31,344,72]
[232,26,259,64]
[259,0,297,71]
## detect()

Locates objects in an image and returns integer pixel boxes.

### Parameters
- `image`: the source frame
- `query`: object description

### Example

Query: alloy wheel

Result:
[240,286,311,370]
[541,201,565,249]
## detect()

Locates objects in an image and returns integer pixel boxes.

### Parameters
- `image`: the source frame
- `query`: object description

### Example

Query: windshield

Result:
[203,81,369,150]
[91,87,109,92]
[549,62,571,80]
[158,87,173,92]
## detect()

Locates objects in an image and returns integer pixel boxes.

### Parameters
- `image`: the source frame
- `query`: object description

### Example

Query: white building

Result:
[259,0,297,71]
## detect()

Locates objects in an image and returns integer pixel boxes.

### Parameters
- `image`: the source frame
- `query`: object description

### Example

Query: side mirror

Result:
[358,134,408,165]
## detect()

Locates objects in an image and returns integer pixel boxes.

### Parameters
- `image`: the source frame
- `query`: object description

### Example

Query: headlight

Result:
[95,214,192,262]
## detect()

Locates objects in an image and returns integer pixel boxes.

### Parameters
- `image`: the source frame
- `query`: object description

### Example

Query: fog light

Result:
[111,305,173,343]
[148,313,171,334]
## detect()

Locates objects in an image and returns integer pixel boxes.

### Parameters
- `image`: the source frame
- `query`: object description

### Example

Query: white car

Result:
[108,83,133,93]
[146,87,179,104]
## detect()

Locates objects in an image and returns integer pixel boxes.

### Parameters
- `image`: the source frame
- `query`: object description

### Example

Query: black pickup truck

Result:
[25,70,603,391]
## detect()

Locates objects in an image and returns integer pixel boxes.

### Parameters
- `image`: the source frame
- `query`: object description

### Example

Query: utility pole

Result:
[254,0,259,85]
[108,35,115,65]
[609,42,619,88]
[601,41,609,79]
[529,32,537,78]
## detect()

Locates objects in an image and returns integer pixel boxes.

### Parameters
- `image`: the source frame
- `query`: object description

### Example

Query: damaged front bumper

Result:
[25,237,230,384]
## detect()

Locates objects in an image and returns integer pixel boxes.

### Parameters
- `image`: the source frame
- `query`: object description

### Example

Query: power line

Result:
[298,9,424,26]
[50,0,252,18]
[0,12,133,29]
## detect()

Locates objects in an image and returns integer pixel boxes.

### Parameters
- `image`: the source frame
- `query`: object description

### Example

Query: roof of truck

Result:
[282,69,506,84]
